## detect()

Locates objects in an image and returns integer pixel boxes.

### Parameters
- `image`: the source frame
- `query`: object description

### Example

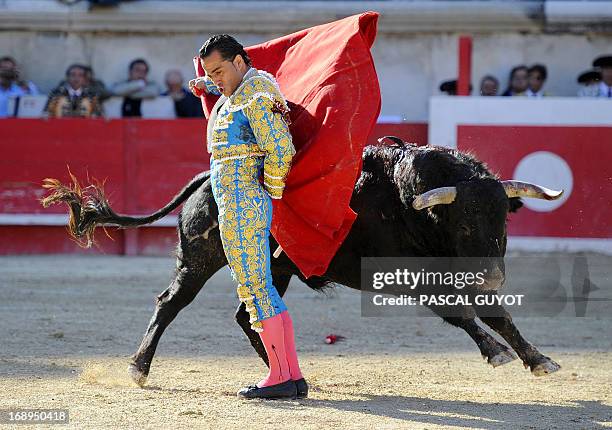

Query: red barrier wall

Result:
[0,119,426,255]
[458,125,612,239]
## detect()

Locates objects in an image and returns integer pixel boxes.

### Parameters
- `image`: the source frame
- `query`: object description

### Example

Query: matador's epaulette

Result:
[228,72,291,125]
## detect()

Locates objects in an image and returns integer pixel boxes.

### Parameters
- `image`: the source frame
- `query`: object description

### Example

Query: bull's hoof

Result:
[488,350,517,368]
[128,363,148,387]
[530,358,561,377]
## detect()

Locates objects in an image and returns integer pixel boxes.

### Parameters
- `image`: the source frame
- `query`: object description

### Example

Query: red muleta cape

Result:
[194,11,381,278]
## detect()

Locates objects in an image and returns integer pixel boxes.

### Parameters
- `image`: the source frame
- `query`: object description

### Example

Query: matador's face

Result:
[201,50,248,97]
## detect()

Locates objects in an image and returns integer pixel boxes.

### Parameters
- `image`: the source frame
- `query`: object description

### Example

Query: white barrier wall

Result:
[429,97,612,149]
[7,95,177,119]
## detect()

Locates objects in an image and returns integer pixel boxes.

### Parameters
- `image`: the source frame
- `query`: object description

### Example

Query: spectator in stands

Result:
[44,64,103,118]
[502,65,528,96]
[590,55,612,98]
[439,79,472,96]
[162,69,204,118]
[83,66,113,102]
[112,58,160,117]
[0,56,39,118]
[479,75,499,96]
[439,79,457,95]
[55,65,112,102]
[576,69,601,97]
[526,64,549,97]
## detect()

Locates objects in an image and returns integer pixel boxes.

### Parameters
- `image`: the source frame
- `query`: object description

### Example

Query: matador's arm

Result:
[244,96,296,199]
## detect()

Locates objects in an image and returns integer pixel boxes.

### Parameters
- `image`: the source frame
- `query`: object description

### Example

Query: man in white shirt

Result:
[112,58,160,117]
[592,55,612,98]
[44,64,102,117]
[576,69,601,97]
[526,64,549,98]
[0,56,39,117]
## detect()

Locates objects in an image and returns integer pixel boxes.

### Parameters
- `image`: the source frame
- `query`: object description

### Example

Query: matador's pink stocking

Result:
[280,311,304,381]
[257,313,291,388]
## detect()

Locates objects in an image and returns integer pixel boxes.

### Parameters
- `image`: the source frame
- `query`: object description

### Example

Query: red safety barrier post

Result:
[458,35,472,96]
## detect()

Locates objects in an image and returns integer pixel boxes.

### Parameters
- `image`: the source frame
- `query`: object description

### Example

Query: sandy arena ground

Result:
[1,253,611,429]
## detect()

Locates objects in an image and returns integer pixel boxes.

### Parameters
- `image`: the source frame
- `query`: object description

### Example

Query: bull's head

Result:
[411,178,563,289]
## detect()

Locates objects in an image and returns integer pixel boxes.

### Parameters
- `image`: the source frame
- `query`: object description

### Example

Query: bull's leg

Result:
[128,235,227,387]
[235,271,292,366]
[428,304,517,368]
[475,304,560,376]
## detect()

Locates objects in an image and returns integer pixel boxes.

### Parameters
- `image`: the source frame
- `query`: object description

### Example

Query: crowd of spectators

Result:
[439,54,612,98]
[2,52,611,119]
[0,56,204,119]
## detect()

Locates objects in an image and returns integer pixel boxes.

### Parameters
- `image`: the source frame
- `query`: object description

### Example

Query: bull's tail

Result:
[40,168,211,248]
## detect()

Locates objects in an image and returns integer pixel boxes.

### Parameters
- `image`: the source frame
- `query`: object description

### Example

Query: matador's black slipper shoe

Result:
[295,378,309,399]
[237,380,297,400]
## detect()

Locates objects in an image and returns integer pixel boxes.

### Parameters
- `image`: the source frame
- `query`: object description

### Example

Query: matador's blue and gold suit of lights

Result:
[205,67,296,332]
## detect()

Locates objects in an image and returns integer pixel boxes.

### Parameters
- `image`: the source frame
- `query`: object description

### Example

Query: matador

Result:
[190,34,306,400]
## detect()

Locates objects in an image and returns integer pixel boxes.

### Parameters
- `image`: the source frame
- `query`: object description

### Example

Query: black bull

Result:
[41,137,564,387]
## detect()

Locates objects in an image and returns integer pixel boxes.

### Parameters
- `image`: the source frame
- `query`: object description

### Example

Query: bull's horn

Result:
[377,136,405,146]
[502,180,564,200]
[412,187,457,210]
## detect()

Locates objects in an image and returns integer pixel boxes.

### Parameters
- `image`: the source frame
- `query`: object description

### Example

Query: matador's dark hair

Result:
[199,34,252,67]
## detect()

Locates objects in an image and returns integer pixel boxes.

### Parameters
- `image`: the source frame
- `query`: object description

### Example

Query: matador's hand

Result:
[188,77,207,96]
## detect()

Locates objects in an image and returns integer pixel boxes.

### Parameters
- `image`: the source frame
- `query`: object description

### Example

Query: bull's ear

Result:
[509,197,523,213]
